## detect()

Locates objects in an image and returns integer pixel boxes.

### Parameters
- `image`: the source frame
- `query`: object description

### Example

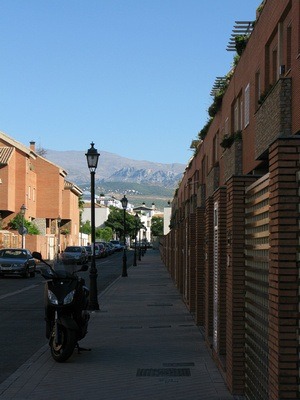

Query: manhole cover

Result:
[136,368,191,377]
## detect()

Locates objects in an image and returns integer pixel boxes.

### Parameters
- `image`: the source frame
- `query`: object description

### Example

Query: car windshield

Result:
[1,250,27,258]
[65,247,81,252]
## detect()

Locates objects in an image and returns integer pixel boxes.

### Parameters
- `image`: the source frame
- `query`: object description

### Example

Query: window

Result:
[244,83,250,128]
[213,132,219,165]
[234,101,239,132]
[255,71,261,106]
[272,48,278,83]
[225,117,229,136]
[287,25,292,71]
[201,156,206,183]
[233,94,243,132]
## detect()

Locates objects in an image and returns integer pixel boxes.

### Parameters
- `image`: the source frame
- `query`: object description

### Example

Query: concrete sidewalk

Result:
[0,250,238,400]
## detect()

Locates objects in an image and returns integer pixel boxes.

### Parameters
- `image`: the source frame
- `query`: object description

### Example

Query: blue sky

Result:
[0,0,260,165]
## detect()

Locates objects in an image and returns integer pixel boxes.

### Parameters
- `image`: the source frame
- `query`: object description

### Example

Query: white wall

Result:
[82,205,110,228]
[163,207,171,235]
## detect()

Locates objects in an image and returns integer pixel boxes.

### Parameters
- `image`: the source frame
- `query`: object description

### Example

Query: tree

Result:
[104,207,124,239]
[104,207,139,240]
[8,214,40,235]
[96,226,113,241]
[151,216,163,237]
[81,220,91,235]
[35,146,47,157]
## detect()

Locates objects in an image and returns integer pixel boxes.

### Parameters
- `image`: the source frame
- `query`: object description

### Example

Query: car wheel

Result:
[23,268,30,278]
[30,270,35,278]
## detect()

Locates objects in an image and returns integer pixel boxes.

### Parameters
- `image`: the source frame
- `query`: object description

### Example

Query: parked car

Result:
[94,244,102,259]
[61,246,88,264]
[95,242,108,258]
[96,243,107,258]
[105,242,115,255]
[110,240,123,252]
[0,248,36,278]
[84,246,92,260]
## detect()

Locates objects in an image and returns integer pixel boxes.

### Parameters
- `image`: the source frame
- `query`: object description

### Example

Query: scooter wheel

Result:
[50,325,77,362]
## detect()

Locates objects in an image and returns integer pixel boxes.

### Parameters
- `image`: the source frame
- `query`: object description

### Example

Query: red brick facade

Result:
[161,1,300,399]
[0,132,82,258]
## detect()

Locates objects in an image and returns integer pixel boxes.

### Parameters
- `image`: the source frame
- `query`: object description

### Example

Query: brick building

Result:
[161,1,300,399]
[0,131,82,258]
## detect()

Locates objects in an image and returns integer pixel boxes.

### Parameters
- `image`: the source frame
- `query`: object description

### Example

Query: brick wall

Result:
[204,197,214,342]
[268,137,300,400]
[188,213,196,313]
[223,140,243,183]
[212,187,227,361]
[225,175,256,394]
[206,165,220,199]
[195,207,205,326]
[255,78,292,159]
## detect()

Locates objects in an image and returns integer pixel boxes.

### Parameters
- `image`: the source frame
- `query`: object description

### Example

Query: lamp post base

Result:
[122,249,128,277]
[88,258,100,310]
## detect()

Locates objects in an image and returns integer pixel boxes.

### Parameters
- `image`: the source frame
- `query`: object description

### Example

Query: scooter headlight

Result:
[48,290,59,305]
[64,290,75,305]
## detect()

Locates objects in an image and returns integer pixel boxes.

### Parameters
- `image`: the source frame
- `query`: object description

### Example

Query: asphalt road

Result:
[0,250,134,384]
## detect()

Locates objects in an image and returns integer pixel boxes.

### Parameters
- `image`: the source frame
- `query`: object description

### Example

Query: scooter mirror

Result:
[32,251,42,260]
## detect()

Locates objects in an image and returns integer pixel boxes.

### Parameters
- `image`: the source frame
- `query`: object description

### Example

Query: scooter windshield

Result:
[53,259,81,277]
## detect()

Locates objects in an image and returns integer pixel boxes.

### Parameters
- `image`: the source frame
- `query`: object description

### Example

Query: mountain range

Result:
[45,149,185,189]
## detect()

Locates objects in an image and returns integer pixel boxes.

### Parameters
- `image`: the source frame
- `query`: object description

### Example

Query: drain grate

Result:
[136,368,191,377]
[163,362,195,367]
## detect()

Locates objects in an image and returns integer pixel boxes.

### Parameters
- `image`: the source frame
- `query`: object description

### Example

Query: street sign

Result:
[18,226,28,235]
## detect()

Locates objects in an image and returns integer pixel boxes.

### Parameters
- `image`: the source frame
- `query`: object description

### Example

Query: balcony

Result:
[255,78,292,160]
[206,164,220,198]
[223,139,243,182]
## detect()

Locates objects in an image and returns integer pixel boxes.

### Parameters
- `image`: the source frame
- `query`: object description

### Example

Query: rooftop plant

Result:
[235,35,249,56]
[220,130,242,149]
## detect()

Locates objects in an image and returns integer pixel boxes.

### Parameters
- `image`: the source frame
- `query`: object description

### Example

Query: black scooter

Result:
[33,252,90,362]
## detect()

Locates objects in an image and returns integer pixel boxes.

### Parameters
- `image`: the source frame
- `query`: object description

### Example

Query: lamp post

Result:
[143,227,147,255]
[121,195,128,277]
[20,204,26,248]
[133,213,139,266]
[138,224,141,261]
[57,215,61,261]
[85,142,100,310]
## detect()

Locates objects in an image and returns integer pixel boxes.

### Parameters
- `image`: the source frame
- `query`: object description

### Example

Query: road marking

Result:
[0,284,41,300]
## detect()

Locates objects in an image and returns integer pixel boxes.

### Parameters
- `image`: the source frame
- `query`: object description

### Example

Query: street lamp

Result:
[86,142,100,310]
[133,213,139,266]
[121,195,128,277]
[20,204,26,248]
[138,222,142,261]
[143,227,147,255]
[57,215,61,261]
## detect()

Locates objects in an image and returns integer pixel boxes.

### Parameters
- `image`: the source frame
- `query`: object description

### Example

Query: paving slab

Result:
[0,250,239,400]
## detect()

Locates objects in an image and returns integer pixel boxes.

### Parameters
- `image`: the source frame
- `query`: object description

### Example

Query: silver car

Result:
[61,246,89,265]
[0,248,36,278]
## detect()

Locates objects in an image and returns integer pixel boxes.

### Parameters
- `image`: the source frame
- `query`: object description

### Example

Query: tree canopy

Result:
[151,216,163,237]
[8,213,40,235]
[105,207,141,240]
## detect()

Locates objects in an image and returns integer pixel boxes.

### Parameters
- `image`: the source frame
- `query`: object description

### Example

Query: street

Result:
[0,250,134,384]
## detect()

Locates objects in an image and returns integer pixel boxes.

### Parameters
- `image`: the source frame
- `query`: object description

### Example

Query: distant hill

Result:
[45,149,185,188]
[44,149,185,210]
